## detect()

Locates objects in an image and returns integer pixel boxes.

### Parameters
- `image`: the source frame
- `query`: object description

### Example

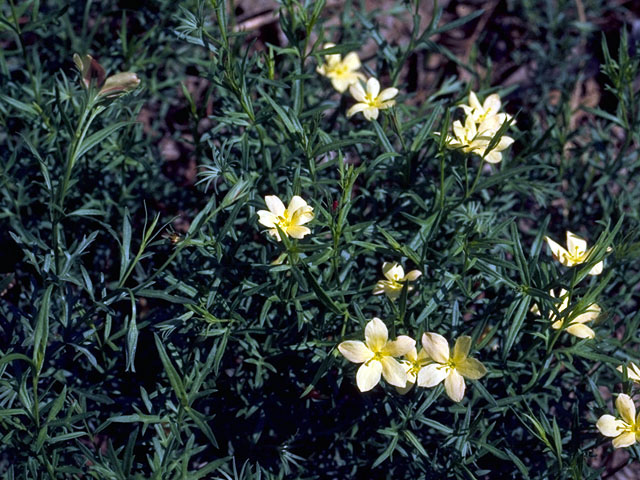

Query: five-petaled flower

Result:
[617,362,640,383]
[396,346,430,394]
[459,90,514,131]
[418,333,487,402]
[445,115,514,164]
[373,262,422,301]
[338,317,415,392]
[316,43,365,93]
[597,393,640,448]
[347,78,398,121]
[256,195,314,241]
[532,289,600,339]
[544,231,606,275]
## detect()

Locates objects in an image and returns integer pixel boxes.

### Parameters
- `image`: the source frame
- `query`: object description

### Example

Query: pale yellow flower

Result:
[316,43,366,93]
[459,91,513,131]
[544,231,606,275]
[256,195,314,241]
[445,115,514,163]
[597,393,640,448]
[396,347,430,394]
[532,289,599,339]
[372,262,422,301]
[617,362,640,383]
[347,78,398,121]
[338,317,415,392]
[417,334,487,402]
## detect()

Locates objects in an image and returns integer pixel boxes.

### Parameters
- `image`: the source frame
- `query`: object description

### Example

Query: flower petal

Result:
[483,93,502,114]
[588,260,604,276]
[287,195,307,213]
[545,236,571,266]
[331,77,352,93]
[444,369,466,402]
[566,231,587,257]
[342,52,361,71]
[290,206,314,226]
[457,357,487,380]
[346,102,368,117]
[566,323,595,339]
[362,107,379,121]
[573,303,601,323]
[484,151,503,164]
[469,91,482,110]
[403,270,422,282]
[421,332,450,364]
[257,210,278,228]
[452,336,472,362]
[380,356,408,387]
[617,394,636,424]
[378,87,398,102]
[366,77,380,97]
[286,225,311,239]
[382,262,404,281]
[382,335,415,357]
[349,83,367,103]
[416,363,448,387]
[356,361,382,392]
[613,431,637,449]
[264,195,285,217]
[596,415,626,437]
[338,341,373,363]
[365,317,388,352]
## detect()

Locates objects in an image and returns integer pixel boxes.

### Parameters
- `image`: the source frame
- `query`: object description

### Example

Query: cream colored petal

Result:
[444,369,466,402]
[573,304,601,323]
[464,115,477,136]
[382,262,404,281]
[342,52,361,71]
[566,323,595,339]
[365,317,388,352]
[287,195,307,213]
[346,103,368,117]
[366,77,380,97]
[588,260,604,276]
[484,151,503,164]
[362,107,379,121]
[617,394,637,424]
[267,228,281,241]
[469,91,482,110]
[551,319,563,330]
[291,206,314,226]
[544,236,571,266]
[452,120,466,141]
[349,83,367,103]
[383,282,402,300]
[629,363,640,382]
[382,335,415,357]
[597,415,626,437]
[331,77,351,93]
[356,361,382,392]
[372,280,386,295]
[402,270,422,282]
[378,88,398,102]
[496,135,515,151]
[422,332,450,364]
[613,431,637,449]
[316,64,327,76]
[452,336,472,362]
[257,210,278,228]
[404,347,418,363]
[566,231,587,257]
[416,348,430,362]
[338,341,374,363]
[483,94,502,114]
[380,356,408,387]
[264,195,285,217]
[416,363,448,387]
[285,225,310,239]
[457,357,487,380]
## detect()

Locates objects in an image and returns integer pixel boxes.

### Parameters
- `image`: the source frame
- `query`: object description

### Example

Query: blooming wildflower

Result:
[418,333,487,402]
[372,262,422,301]
[544,231,605,275]
[445,115,514,164]
[347,78,398,121]
[316,43,365,93]
[338,317,415,392]
[617,362,640,383]
[532,289,599,339]
[396,347,430,394]
[597,393,640,448]
[459,90,513,131]
[256,195,314,241]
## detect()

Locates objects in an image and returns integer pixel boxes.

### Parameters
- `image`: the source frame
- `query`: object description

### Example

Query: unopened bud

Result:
[98,72,141,98]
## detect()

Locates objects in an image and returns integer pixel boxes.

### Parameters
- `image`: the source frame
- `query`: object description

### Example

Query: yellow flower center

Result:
[364,93,381,107]
[275,211,292,229]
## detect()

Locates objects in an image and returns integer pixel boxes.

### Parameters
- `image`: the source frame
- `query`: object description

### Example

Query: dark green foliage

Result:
[1,0,640,478]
